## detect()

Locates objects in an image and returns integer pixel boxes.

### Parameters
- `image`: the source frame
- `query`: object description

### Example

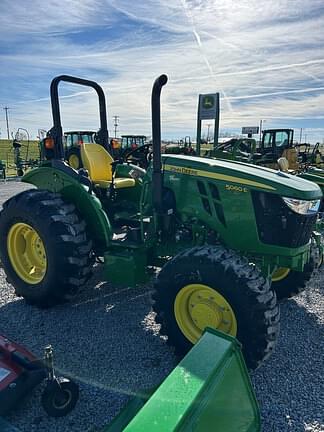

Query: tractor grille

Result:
[252,191,317,248]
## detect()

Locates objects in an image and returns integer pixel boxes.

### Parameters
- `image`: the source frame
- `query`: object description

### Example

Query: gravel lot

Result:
[0,181,323,432]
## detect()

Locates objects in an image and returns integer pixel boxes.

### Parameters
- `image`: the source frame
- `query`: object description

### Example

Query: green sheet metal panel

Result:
[106,328,260,432]
[22,166,112,250]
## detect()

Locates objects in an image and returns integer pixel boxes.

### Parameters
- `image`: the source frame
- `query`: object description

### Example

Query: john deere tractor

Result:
[63,130,96,169]
[258,129,323,169]
[0,75,322,371]
[204,127,324,295]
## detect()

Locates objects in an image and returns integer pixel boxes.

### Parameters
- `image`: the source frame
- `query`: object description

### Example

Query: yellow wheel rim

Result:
[7,223,47,284]
[174,284,237,344]
[69,154,80,170]
[272,267,290,282]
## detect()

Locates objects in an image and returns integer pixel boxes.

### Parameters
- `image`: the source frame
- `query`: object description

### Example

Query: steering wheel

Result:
[122,144,153,169]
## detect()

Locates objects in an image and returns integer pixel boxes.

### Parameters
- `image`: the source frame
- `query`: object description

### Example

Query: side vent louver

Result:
[196,181,226,226]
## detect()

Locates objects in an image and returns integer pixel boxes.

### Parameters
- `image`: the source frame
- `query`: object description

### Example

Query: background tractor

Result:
[163,136,196,156]
[63,130,96,169]
[258,129,323,170]
[205,137,256,163]
[0,74,322,371]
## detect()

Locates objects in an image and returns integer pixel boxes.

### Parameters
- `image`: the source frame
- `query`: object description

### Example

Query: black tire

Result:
[152,246,280,370]
[0,189,92,307]
[271,260,315,301]
[17,168,24,177]
[41,377,79,417]
[66,147,82,170]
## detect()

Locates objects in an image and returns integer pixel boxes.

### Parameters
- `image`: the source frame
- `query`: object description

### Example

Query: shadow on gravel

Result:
[252,289,324,432]
[0,266,177,432]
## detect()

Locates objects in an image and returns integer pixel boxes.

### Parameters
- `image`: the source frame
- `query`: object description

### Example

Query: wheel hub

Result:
[272,267,290,282]
[53,389,72,409]
[174,284,237,344]
[7,222,47,284]
[190,300,222,330]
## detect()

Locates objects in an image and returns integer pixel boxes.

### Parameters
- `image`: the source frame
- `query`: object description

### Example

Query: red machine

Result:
[0,335,79,417]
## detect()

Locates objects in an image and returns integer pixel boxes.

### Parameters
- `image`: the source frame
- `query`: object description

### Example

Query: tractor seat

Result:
[80,143,135,189]
[277,157,289,172]
[277,157,296,174]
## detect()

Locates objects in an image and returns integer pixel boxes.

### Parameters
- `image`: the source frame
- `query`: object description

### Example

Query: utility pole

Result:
[259,119,266,144]
[299,128,303,143]
[3,107,11,139]
[113,115,119,138]
[206,123,211,143]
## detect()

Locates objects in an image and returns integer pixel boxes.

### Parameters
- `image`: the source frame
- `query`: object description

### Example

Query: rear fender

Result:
[22,166,112,251]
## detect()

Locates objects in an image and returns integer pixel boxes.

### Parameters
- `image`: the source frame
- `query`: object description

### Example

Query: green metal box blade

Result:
[104,328,260,432]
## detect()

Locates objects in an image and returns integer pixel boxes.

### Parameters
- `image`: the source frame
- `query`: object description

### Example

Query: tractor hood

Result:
[162,155,322,200]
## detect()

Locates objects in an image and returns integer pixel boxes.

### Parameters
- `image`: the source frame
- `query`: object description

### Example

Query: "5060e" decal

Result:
[225,184,248,193]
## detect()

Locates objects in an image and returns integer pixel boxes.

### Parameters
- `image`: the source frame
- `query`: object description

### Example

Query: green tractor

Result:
[163,136,196,156]
[63,130,96,170]
[257,128,323,170]
[0,75,322,372]
[204,128,324,290]
[205,137,257,163]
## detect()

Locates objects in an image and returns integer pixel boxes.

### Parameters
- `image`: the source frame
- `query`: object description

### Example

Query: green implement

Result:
[105,328,260,432]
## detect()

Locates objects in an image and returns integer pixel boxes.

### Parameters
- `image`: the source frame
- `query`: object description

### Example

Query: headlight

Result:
[283,197,321,215]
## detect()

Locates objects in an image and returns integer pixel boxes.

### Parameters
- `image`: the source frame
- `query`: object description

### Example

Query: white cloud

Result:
[0,0,324,142]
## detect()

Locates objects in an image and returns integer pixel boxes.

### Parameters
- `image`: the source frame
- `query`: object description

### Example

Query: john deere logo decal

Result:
[198,93,219,120]
[202,95,214,109]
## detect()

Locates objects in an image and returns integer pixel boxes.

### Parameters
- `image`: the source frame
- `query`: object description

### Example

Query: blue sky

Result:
[0,0,324,142]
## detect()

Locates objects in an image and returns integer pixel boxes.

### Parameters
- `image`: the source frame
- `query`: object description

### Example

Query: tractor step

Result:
[103,247,148,286]
[103,328,260,432]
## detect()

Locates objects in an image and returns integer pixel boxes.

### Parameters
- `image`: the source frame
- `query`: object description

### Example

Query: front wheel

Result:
[152,246,280,370]
[66,148,82,170]
[271,260,315,301]
[41,378,79,417]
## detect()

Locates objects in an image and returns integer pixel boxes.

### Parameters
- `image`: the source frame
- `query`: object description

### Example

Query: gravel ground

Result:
[0,181,323,432]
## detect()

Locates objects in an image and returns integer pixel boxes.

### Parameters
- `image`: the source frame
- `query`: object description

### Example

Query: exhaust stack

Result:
[151,74,168,213]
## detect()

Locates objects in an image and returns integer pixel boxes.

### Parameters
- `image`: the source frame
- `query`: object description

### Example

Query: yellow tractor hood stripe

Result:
[164,164,276,191]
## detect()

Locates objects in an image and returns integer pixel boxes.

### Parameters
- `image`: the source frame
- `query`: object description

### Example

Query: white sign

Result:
[242,127,259,135]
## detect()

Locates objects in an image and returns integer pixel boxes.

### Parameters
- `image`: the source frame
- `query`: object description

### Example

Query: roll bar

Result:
[48,75,109,159]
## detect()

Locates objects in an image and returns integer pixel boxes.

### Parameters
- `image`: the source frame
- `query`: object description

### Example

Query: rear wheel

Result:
[0,189,92,307]
[152,246,280,370]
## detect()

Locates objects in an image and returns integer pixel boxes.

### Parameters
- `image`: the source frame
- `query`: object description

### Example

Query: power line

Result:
[3,107,11,139]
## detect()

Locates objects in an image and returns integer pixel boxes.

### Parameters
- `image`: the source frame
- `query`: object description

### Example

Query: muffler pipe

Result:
[151,74,168,213]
